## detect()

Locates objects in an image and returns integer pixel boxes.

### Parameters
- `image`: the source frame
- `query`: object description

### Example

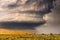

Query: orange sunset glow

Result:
[0,28,32,34]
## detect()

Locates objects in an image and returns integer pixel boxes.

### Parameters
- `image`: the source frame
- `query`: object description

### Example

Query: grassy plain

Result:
[0,34,60,40]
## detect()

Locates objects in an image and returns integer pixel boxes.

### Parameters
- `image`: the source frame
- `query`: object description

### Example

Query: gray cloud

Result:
[0,0,59,34]
[36,0,60,34]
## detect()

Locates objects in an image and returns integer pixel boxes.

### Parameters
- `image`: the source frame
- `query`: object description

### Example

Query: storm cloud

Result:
[36,0,60,34]
[0,0,59,34]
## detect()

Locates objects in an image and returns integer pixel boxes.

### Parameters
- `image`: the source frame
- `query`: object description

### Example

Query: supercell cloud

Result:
[0,0,60,34]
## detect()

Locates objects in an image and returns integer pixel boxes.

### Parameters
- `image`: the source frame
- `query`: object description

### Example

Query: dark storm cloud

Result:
[0,21,45,30]
[0,0,55,30]
[36,0,60,34]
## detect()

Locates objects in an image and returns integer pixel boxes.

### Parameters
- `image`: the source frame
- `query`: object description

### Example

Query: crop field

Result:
[0,34,60,40]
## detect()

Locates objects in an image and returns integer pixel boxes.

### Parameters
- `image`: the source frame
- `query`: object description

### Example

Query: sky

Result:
[35,0,60,34]
[0,0,60,34]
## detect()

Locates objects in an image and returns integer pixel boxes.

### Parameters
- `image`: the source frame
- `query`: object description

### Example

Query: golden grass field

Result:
[0,29,60,40]
[0,28,60,40]
[0,34,60,40]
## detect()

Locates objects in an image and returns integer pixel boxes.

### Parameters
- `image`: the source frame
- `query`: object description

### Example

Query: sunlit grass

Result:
[0,34,60,40]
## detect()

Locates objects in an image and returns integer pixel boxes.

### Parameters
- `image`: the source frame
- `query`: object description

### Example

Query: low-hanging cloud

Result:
[35,0,60,34]
[0,0,60,34]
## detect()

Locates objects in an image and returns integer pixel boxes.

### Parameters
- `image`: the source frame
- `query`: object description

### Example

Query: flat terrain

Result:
[0,34,60,40]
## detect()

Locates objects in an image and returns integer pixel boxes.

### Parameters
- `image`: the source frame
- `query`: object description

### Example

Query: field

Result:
[0,34,60,40]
